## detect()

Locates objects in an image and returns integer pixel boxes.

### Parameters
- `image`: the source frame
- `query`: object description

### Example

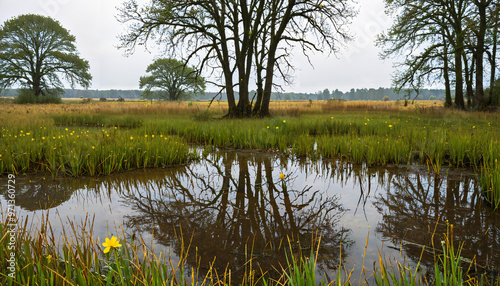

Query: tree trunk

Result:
[454,44,465,109]
[474,0,487,110]
[443,32,453,107]
[489,7,498,106]
[448,1,466,109]
[463,52,474,108]
[259,54,276,117]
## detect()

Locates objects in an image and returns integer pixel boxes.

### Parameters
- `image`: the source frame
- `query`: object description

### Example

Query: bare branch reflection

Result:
[119,151,351,281]
[373,170,500,271]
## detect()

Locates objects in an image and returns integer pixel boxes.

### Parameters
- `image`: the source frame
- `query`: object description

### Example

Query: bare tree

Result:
[118,0,354,117]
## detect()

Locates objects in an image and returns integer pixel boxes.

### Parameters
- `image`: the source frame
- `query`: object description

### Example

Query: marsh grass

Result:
[0,125,192,177]
[1,213,497,286]
[482,160,500,210]
[1,101,499,205]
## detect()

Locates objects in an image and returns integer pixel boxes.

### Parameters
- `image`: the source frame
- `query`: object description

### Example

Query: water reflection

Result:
[117,151,351,280]
[372,169,500,271]
[2,152,500,281]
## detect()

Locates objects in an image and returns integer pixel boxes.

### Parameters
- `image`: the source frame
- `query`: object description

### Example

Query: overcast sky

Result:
[0,0,398,93]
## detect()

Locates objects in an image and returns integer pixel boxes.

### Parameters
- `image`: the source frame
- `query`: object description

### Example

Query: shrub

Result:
[15,89,62,104]
[382,96,390,101]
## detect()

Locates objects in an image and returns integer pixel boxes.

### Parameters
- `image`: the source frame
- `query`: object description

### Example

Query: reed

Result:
[1,214,497,286]
[482,160,500,210]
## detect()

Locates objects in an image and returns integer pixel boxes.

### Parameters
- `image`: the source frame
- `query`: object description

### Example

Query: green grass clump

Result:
[0,126,192,177]
[14,89,62,104]
[482,160,500,210]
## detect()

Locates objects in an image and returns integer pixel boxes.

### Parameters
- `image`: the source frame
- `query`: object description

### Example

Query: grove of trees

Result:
[0,14,91,98]
[117,0,355,117]
[377,0,500,110]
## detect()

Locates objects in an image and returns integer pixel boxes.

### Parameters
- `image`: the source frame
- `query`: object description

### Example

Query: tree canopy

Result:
[118,0,355,117]
[139,58,205,101]
[0,14,92,97]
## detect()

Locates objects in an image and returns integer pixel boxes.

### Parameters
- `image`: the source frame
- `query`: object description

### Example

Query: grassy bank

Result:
[0,100,499,200]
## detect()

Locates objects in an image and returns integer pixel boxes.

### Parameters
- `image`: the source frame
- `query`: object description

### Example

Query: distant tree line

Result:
[1,87,450,101]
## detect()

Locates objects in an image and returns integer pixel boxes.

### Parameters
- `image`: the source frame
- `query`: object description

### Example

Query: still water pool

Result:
[2,149,499,283]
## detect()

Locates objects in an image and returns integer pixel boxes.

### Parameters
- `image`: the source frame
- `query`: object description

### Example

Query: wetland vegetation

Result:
[1,100,500,285]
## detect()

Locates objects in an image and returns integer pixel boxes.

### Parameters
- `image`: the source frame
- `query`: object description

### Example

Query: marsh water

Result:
[2,149,500,283]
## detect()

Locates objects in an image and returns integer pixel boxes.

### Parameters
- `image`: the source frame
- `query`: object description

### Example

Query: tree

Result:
[118,0,354,117]
[139,58,205,101]
[0,14,91,97]
[377,0,470,109]
[379,0,500,110]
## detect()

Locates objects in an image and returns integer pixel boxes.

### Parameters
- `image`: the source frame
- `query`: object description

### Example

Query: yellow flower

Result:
[102,236,122,254]
[46,255,52,261]
[92,146,95,149]
[152,135,154,138]
[267,126,269,129]
[276,126,279,129]
[388,125,393,128]
[130,136,134,140]
[42,137,45,140]
[283,120,286,123]
[279,173,285,180]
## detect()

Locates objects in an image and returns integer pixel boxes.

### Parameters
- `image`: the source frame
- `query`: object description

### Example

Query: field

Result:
[1,99,500,285]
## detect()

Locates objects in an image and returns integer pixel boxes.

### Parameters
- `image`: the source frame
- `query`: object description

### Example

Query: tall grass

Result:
[1,214,497,285]
[0,125,193,177]
[482,159,500,210]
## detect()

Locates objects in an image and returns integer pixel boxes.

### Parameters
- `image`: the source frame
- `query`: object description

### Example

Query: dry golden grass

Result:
[0,99,488,128]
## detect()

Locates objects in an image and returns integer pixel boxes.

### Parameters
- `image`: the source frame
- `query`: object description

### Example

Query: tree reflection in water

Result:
[373,168,500,272]
[119,151,352,282]
[6,151,500,282]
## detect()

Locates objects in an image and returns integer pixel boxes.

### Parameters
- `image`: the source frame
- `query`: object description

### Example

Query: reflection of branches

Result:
[373,170,500,272]
[120,151,351,282]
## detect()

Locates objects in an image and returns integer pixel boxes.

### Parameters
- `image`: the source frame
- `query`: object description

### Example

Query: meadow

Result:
[1,99,500,285]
